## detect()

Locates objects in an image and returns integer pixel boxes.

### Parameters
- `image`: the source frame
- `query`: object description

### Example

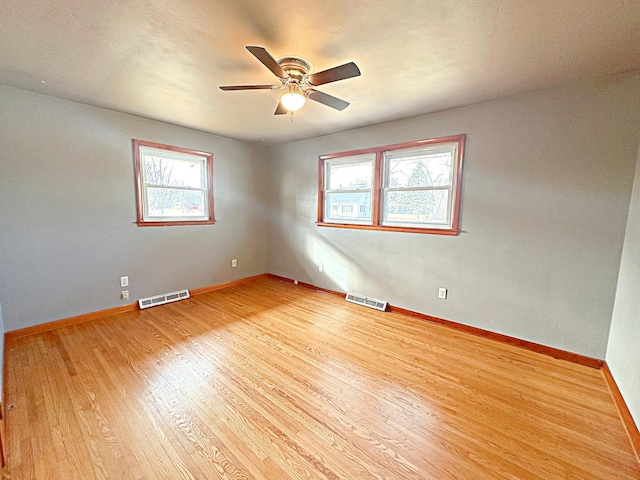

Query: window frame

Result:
[317,134,465,235]
[321,153,375,225]
[133,139,215,227]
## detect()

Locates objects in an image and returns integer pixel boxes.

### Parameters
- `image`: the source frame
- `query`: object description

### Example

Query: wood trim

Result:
[0,408,4,469]
[450,133,465,232]
[316,222,459,235]
[5,303,140,340]
[267,274,344,298]
[266,274,603,369]
[0,331,5,468]
[133,139,216,227]
[136,219,216,227]
[3,272,604,365]
[318,134,467,160]
[206,148,215,224]
[190,274,268,296]
[133,138,145,224]
[372,151,382,227]
[5,274,268,341]
[317,157,325,223]
[602,362,640,462]
[316,134,465,235]
[390,305,603,369]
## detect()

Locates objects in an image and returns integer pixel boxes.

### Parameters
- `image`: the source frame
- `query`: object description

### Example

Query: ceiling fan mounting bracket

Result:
[277,56,311,82]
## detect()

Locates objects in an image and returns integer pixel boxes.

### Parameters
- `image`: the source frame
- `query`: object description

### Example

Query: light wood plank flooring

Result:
[4,277,639,479]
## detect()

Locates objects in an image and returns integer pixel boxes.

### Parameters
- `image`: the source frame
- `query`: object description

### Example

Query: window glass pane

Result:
[144,156,203,188]
[146,187,206,218]
[325,191,371,222]
[387,152,452,188]
[383,189,450,225]
[328,160,372,190]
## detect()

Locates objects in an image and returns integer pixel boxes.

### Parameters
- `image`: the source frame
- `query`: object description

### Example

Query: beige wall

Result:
[607,145,640,429]
[0,85,270,331]
[267,74,640,359]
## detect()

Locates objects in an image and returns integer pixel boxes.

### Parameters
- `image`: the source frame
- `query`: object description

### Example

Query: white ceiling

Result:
[1,0,639,144]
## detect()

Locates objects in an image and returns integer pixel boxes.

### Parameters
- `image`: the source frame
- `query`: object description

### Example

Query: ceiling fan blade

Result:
[220,85,275,91]
[308,62,361,86]
[246,46,288,79]
[307,89,350,111]
[274,102,288,115]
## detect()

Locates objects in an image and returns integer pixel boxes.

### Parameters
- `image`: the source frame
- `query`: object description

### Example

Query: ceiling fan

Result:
[220,46,361,115]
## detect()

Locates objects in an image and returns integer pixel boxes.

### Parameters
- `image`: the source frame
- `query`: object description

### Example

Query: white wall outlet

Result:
[231,259,237,268]
[319,264,324,272]
[120,276,128,287]
[121,290,129,300]
[294,280,299,285]
[438,287,448,299]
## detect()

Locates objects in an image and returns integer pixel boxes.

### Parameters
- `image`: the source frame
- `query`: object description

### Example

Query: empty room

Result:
[1,1,639,478]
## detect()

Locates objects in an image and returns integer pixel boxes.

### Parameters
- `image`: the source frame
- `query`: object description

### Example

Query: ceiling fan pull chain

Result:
[290,111,294,123]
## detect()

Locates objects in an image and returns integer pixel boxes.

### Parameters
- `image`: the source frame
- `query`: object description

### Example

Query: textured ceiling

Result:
[1,0,639,144]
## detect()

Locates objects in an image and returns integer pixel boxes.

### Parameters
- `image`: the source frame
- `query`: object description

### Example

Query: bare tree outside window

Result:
[318,135,464,235]
[133,140,215,226]
[385,152,453,224]
[144,156,204,217]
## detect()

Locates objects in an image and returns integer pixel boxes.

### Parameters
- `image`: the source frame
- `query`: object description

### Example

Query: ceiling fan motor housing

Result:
[277,57,311,82]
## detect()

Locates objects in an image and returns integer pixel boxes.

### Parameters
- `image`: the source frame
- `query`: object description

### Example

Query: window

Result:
[318,134,465,235]
[321,154,374,224]
[133,140,215,226]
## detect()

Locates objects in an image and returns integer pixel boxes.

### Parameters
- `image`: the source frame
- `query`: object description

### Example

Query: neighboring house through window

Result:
[321,153,374,224]
[318,134,465,235]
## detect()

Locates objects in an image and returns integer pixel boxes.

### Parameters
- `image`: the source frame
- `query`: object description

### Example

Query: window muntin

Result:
[317,135,464,235]
[134,140,215,226]
[323,154,375,225]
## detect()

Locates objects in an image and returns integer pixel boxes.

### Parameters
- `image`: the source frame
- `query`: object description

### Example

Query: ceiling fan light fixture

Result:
[220,46,361,115]
[281,90,306,112]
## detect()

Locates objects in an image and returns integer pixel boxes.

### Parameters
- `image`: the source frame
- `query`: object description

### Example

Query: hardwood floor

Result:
[3,277,639,479]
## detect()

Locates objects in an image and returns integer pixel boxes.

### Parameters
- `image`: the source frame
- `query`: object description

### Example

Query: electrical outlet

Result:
[294,280,299,285]
[438,287,448,299]
[231,259,237,268]
[121,290,129,300]
[319,264,324,272]
[120,276,128,287]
